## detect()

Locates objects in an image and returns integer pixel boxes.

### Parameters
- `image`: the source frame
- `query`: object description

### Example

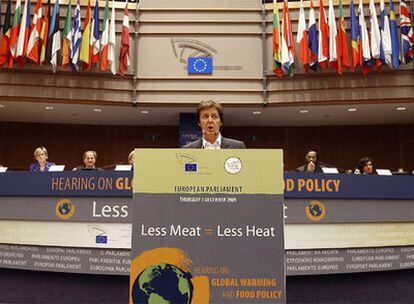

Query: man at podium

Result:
[183,100,246,149]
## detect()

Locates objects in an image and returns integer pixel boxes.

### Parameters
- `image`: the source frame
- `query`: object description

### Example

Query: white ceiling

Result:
[0,100,413,126]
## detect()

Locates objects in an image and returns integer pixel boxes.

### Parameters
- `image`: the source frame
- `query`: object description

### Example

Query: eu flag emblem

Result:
[188,57,213,74]
[96,235,108,244]
[185,163,197,172]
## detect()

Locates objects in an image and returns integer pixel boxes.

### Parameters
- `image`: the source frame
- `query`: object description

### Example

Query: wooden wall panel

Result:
[1,122,413,172]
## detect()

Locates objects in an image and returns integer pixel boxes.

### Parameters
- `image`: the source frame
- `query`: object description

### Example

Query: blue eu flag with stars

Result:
[188,57,213,74]
[185,163,197,172]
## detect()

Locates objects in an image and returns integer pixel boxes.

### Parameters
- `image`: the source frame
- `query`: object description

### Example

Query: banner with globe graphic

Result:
[130,149,285,303]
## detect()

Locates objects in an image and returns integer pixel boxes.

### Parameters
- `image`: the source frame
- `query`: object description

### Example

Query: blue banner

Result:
[284,172,414,199]
[1,171,414,199]
[178,113,200,147]
[0,171,133,197]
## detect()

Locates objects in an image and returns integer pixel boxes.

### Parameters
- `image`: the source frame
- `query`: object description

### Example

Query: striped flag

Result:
[328,0,340,73]
[39,0,50,64]
[0,0,12,68]
[308,0,318,71]
[350,0,360,71]
[389,0,400,68]
[379,0,392,66]
[90,0,100,66]
[338,0,350,70]
[358,0,372,74]
[16,0,30,66]
[272,0,282,77]
[61,0,72,67]
[100,0,109,71]
[70,0,82,71]
[369,0,382,68]
[400,0,413,63]
[119,0,130,75]
[108,0,116,75]
[9,0,21,68]
[49,0,60,72]
[281,0,295,76]
[80,0,91,70]
[26,0,43,64]
[297,0,309,72]
[318,0,329,69]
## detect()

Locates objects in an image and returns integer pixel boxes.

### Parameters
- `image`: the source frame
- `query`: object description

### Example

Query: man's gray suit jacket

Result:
[182,137,246,149]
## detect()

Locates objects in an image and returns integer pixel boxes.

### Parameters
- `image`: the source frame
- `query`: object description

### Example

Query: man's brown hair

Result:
[196,100,224,122]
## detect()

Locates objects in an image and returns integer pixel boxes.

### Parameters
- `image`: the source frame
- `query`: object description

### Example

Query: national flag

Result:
[0,0,12,68]
[297,0,309,72]
[350,0,360,71]
[358,0,372,74]
[400,0,413,63]
[9,0,22,68]
[49,0,60,73]
[379,0,392,66]
[308,0,318,71]
[119,0,130,75]
[108,0,116,75]
[61,0,72,67]
[338,0,350,70]
[281,0,295,76]
[328,0,340,73]
[80,0,91,70]
[272,0,283,77]
[317,0,329,69]
[100,0,109,71]
[16,0,30,66]
[389,0,400,68]
[0,0,2,35]
[90,0,100,66]
[39,0,50,64]
[26,0,43,64]
[369,0,382,69]
[70,0,82,71]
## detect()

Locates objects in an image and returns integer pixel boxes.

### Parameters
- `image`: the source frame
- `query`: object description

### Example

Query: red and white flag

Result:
[26,0,43,64]
[297,0,309,72]
[119,0,130,75]
[318,0,329,69]
[328,0,340,73]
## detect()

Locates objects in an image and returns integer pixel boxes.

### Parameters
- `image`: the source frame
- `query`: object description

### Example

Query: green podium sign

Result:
[129,149,285,303]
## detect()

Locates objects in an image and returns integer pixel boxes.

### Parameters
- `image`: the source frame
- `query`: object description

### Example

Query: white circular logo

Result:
[224,157,242,175]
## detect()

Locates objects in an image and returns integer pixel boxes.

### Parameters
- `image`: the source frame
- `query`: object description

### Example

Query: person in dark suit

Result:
[73,150,104,171]
[295,150,324,173]
[183,100,245,149]
[356,157,376,174]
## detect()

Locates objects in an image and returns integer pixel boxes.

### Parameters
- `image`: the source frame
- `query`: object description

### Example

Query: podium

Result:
[129,149,286,303]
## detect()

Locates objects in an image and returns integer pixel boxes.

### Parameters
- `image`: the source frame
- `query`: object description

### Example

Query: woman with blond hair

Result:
[29,147,56,172]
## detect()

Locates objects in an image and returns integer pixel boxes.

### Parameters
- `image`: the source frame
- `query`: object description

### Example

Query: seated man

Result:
[183,100,245,149]
[73,150,104,171]
[295,150,324,173]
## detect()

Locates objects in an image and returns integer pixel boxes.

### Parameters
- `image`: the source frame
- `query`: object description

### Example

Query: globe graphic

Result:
[310,204,322,217]
[59,203,71,215]
[132,263,193,304]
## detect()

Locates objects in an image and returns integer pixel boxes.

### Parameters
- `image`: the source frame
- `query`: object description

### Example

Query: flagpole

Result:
[132,0,139,107]
[261,0,268,107]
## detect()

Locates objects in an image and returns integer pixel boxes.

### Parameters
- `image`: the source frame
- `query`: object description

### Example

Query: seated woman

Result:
[29,147,56,172]
[356,157,375,174]
[128,150,135,166]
